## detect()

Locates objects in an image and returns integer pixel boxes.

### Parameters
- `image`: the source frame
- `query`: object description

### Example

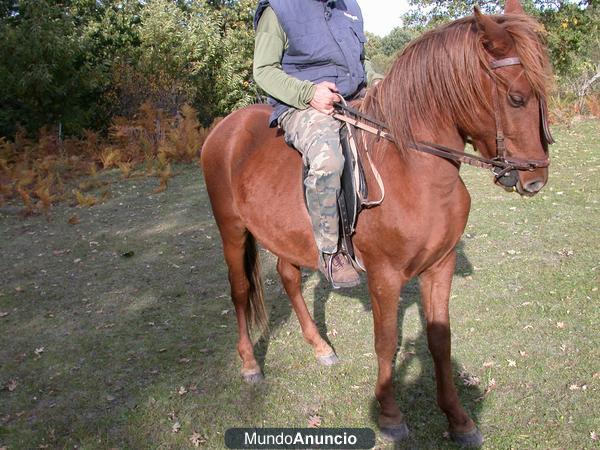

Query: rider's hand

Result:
[309,81,340,115]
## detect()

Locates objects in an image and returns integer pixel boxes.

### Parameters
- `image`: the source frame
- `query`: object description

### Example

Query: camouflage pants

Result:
[279,107,344,254]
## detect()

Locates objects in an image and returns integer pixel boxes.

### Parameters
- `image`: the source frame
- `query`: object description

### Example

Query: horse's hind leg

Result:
[276,258,338,365]
[222,227,264,384]
[419,251,483,447]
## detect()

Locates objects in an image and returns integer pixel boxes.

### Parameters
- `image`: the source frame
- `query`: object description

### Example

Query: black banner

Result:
[225,428,376,449]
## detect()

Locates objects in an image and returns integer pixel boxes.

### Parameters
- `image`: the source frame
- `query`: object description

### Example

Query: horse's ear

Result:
[504,0,526,15]
[473,6,514,57]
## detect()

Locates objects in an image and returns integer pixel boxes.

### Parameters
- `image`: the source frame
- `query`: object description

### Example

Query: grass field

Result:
[0,119,598,449]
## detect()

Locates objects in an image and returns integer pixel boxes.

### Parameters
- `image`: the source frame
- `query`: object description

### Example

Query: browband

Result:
[490,57,522,69]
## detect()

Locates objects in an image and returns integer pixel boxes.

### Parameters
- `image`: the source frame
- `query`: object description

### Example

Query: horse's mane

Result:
[362,14,552,156]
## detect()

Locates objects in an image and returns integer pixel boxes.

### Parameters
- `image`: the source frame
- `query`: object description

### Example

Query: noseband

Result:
[333,57,555,185]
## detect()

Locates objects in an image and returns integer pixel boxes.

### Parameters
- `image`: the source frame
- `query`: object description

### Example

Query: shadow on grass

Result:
[308,240,483,448]
[253,273,294,375]
[367,277,485,449]
[367,241,483,448]
[0,176,479,450]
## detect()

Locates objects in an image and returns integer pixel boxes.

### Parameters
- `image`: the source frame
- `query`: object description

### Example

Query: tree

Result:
[0,0,259,138]
[209,0,256,116]
[0,0,18,18]
[402,0,599,98]
[104,0,254,125]
[0,0,101,137]
[538,0,599,77]
[365,27,419,73]
[404,0,596,29]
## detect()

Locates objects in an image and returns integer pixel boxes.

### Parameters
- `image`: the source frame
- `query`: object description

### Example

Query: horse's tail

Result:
[244,232,268,336]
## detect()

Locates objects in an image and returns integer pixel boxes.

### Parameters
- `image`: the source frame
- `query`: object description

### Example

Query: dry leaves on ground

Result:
[475,378,497,403]
[6,379,17,392]
[308,414,322,428]
[458,369,480,387]
[190,432,206,447]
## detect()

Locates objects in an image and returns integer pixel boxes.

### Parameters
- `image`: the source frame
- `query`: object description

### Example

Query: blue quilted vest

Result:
[254,0,367,126]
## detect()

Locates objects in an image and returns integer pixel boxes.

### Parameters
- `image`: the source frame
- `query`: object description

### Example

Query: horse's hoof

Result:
[317,353,340,366]
[450,427,484,448]
[241,370,264,384]
[380,422,410,441]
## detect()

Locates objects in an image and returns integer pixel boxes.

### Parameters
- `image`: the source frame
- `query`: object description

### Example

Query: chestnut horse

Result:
[201,1,552,446]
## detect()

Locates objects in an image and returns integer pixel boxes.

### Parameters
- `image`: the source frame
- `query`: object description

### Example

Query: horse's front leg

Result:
[419,250,484,448]
[368,268,409,441]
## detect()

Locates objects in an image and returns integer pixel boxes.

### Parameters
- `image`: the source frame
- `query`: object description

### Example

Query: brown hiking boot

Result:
[320,252,361,289]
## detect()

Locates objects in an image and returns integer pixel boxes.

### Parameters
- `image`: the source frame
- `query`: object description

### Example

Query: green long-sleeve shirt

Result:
[253,7,383,110]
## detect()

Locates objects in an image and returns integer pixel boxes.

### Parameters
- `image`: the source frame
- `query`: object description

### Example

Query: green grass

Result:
[0,120,598,449]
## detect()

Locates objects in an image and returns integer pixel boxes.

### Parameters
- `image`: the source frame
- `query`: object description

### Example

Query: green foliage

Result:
[366,27,418,73]
[404,0,597,28]
[381,27,418,56]
[131,0,222,114]
[2,0,592,140]
[0,0,101,137]
[538,1,599,78]
[0,0,18,18]
[402,0,599,106]
[0,0,256,139]
[404,0,500,28]
[210,0,256,115]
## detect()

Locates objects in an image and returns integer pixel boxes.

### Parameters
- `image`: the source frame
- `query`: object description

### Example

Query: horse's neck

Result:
[356,94,466,192]
[411,125,465,178]
[366,124,465,193]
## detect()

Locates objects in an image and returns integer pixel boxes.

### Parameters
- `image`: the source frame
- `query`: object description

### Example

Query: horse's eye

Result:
[508,93,525,107]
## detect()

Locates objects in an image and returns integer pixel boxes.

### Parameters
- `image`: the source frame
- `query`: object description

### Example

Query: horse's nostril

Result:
[524,180,545,193]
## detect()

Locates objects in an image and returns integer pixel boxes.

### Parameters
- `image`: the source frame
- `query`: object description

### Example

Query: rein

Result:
[333,57,552,183]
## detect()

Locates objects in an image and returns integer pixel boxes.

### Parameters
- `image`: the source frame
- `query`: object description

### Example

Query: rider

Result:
[253,0,383,288]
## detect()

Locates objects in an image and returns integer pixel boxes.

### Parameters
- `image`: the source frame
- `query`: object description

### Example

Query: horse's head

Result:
[469,0,553,196]
[370,0,553,195]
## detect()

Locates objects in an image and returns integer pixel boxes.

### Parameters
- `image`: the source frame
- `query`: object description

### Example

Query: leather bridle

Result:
[486,57,552,186]
[333,57,555,186]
